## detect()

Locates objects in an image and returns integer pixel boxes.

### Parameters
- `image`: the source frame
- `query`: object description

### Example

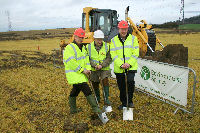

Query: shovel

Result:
[122,41,133,120]
[88,78,109,124]
[100,78,112,113]
[123,70,133,120]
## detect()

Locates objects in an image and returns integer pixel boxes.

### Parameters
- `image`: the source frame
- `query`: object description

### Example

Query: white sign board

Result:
[111,58,189,106]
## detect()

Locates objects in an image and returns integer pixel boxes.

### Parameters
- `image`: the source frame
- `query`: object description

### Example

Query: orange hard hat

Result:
[74,28,85,37]
[118,20,129,29]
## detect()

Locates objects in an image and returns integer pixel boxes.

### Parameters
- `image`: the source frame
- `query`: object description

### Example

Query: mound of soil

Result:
[144,44,188,67]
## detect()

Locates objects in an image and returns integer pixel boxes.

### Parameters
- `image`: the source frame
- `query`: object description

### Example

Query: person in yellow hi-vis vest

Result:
[110,20,139,110]
[63,28,101,114]
[86,30,112,105]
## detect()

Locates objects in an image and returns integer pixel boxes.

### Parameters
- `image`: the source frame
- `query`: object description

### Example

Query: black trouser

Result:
[115,71,135,106]
[70,82,92,97]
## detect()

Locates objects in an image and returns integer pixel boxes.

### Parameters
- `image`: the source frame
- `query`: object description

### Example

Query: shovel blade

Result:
[103,105,112,113]
[98,112,109,124]
[123,107,133,120]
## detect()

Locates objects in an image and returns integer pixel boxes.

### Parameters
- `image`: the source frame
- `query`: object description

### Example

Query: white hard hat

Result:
[93,30,104,38]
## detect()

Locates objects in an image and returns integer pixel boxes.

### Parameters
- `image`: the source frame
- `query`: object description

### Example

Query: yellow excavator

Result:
[60,6,165,57]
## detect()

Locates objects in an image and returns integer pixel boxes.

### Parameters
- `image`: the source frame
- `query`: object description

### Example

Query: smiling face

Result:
[94,38,103,46]
[74,35,84,45]
[119,28,128,38]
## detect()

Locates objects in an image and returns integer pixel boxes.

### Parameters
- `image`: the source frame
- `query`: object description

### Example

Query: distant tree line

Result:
[184,15,200,24]
[152,22,179,29]
[152,15,200,28]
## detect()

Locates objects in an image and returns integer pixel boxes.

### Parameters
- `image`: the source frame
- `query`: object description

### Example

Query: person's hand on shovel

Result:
[95,65,102,70]
[121,63,130,69]
[82,70,91,75]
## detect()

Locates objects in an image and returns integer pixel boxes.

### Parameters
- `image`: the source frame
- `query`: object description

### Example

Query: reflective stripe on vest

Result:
[77,56,86,60]
[63,56,75,63]
[69,44,77,59]
[88,42,108,64]
[65,65,81,73]
[105,42,108,53]
[112,55,118,62]
[64,56,86,63]
[110,45,138,51]
[91,59,99,64]
[120,57,131,61]
[88,43,99,64]
[63,43,86,63]
[131,55,138,59]
[64,44,88,72]
[88,42,108,57]
[88,43,92,57]
[111,35,138,51]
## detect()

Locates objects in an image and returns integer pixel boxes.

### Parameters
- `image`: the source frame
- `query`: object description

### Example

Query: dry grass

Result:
[0,28,76,41]
[0,29,200,132]
[0,38,61,53]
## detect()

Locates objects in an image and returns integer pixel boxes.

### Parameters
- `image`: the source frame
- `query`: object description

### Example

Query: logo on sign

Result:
[140,66,150,80]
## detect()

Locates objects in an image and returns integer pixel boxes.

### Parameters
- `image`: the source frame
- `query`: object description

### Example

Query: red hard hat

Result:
[74,28,85,37]
[118,20,129,29]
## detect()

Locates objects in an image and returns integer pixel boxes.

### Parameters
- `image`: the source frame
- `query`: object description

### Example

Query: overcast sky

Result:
[0,0,199,32]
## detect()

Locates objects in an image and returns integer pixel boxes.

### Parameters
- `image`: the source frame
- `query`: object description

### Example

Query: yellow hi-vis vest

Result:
[86,41,110,71]
[63,43,91,84]
[110,34,139,73]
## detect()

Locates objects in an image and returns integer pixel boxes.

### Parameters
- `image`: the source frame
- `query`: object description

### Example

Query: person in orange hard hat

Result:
[110,20,139,110]
[63,28,102,114]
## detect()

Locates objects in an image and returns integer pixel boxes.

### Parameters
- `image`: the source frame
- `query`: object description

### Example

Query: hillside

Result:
[179,24,200,30]
[152,15,200,29]
[184,15,200,24]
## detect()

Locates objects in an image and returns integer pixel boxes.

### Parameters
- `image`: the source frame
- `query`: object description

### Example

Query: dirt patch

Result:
[63,120,89,132]
[0,50,59,72]
[27,110,42,121]
[110,112,118,120]
[144,44,188,67]
[89,114,103,126]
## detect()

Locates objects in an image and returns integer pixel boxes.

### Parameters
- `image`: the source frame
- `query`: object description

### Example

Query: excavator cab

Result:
[82,7,118,42]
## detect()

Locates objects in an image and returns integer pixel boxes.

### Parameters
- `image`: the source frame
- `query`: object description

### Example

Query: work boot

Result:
[86,95,102,114]
[68,96,82,114]
[128,103,134,108]
[94,88,100,103]
[103,86,111,105]
[117,104,125,110]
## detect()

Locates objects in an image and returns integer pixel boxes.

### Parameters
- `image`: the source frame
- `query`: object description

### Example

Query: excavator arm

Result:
[127,17,154,57]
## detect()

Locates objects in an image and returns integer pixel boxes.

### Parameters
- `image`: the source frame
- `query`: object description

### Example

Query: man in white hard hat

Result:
[86,30,112,106]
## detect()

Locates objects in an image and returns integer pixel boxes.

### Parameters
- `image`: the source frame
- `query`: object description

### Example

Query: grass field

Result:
[0,29,200,132]
[0,28,75,41]
[179,24,200,30]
